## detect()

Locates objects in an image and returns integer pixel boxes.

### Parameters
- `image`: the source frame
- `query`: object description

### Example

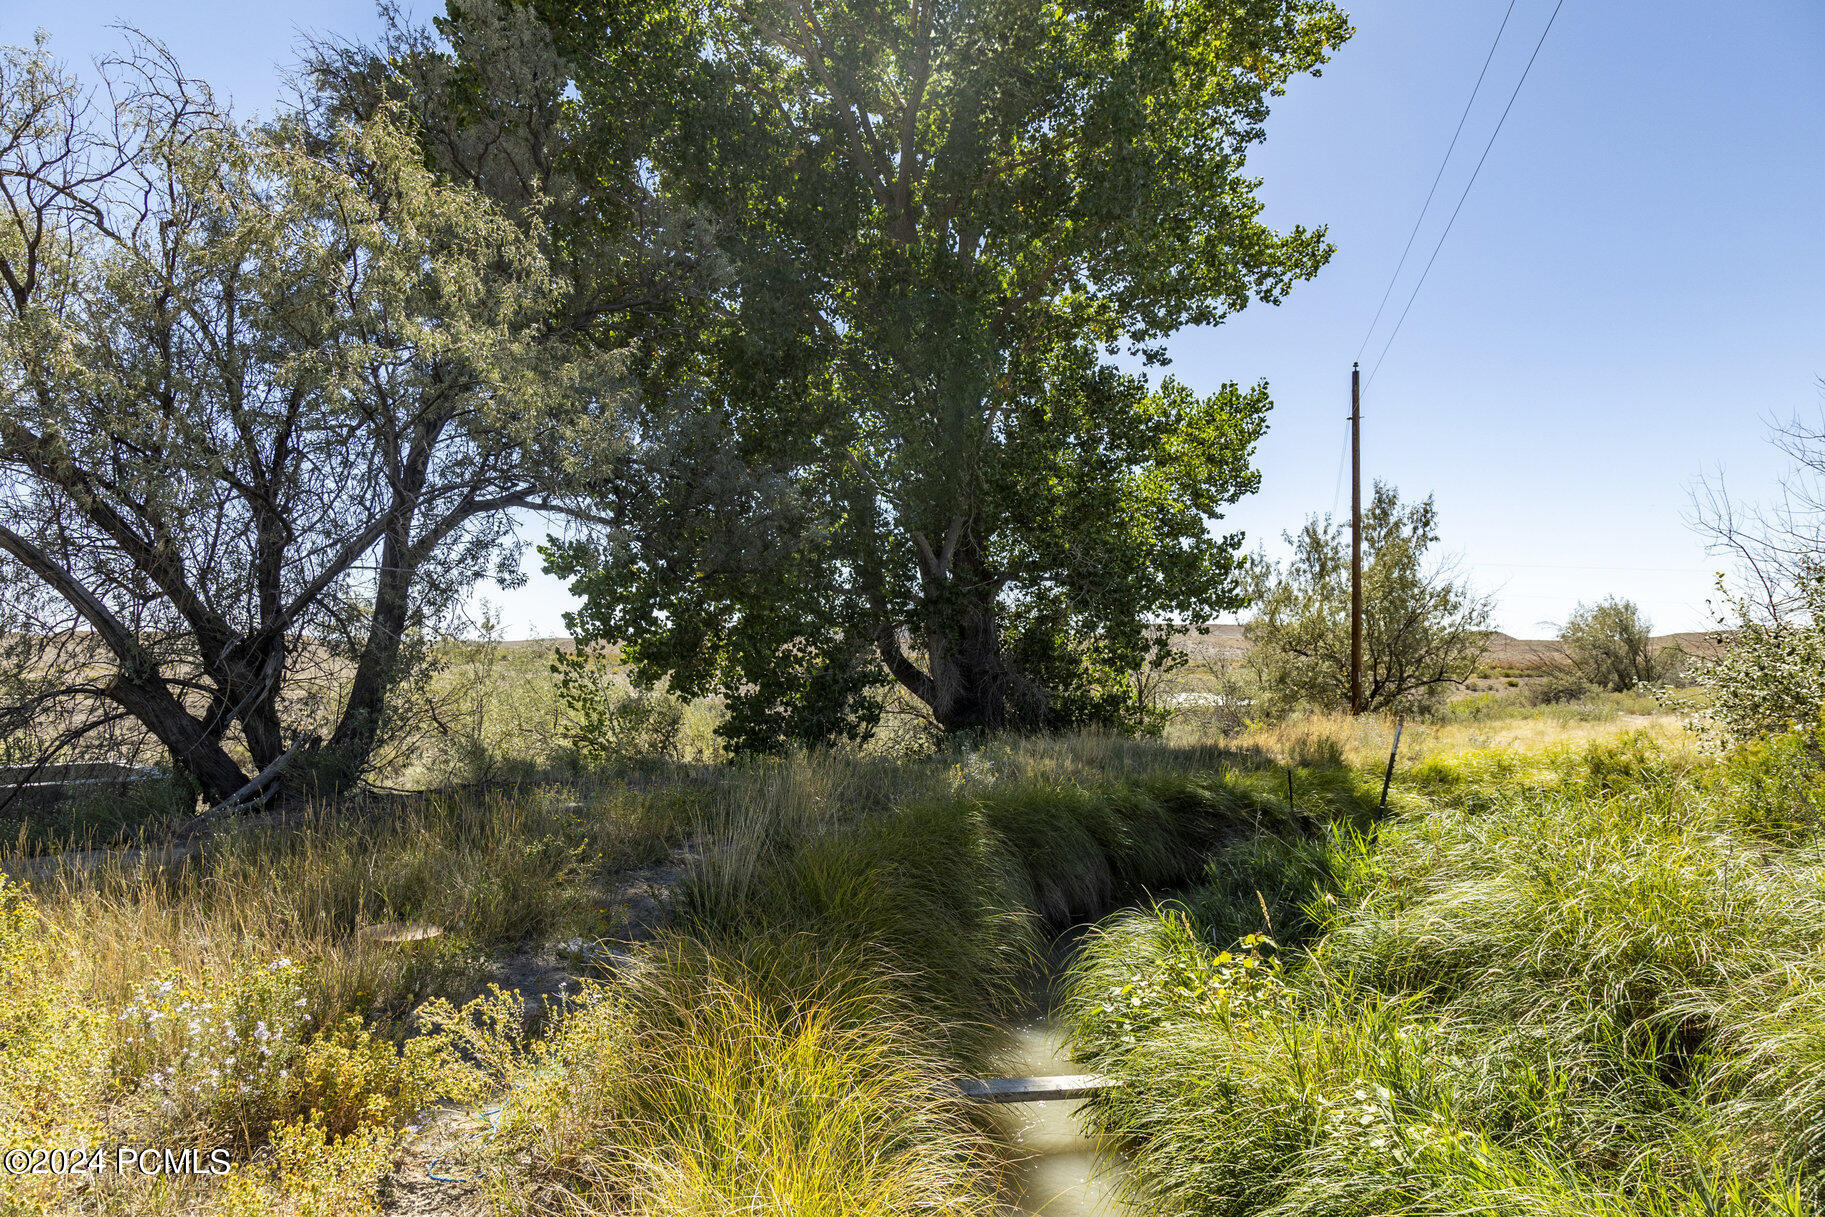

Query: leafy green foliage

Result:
[1529,669,1596,707]
[549,646,704,766]
[1709,721,1825,843]
[1560,597,1678,692]
[1680,576,1825,748]
[1071,916,1287,1052]
[1245,481,1494,714]
[539,0,1350,745]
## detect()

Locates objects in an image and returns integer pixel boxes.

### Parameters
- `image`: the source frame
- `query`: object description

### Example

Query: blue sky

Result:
[8,0,1822,639]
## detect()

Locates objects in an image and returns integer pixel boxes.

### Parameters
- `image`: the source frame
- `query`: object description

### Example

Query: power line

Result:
[1470,561,1721,574]
[1364,0,1569,391]
[1329,413,1351,517]
[1355,0,1520,365]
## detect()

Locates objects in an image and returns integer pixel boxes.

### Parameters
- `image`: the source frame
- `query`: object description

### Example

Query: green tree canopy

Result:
[1245,482,1494,714]
[1559,597,1673,693]
[537,0,1352,748]
[0,36,628,803]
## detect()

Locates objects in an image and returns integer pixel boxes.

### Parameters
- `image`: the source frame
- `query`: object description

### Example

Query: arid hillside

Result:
[1175,624,1726,671]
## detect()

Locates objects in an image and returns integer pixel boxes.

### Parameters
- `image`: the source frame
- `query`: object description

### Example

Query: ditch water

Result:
[987,1013,1129,1216]
[986,929,1133,1216]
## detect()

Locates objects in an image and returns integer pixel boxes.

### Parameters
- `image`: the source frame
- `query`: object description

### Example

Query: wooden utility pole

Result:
[1350,363,1363,715]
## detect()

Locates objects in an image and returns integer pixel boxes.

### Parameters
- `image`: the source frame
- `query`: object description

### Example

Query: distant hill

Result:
[1175,624,1726,671]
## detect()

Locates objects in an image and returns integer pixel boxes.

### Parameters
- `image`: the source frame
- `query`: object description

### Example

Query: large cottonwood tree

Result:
[540,0,1353,747]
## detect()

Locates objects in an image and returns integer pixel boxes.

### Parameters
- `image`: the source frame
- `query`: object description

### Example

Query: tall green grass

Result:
[0,779,689,1216]
[450,745,1298,1211]
[1065,727,1825,1215]
[7,730,1294,1215]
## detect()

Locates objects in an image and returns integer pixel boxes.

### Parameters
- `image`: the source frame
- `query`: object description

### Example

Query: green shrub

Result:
[115,956,467,1151]
[1673,577,1825,750]
[289,1013,463,1140]
[1710,723,1825,843]
[1067,912,1287,1059]
[115,957,319,1146]
[1447,691,1503,721]
[1530,670,1594,706]
[1560,597,1670,693]
[207,1116,400,1217]
[552,645,720,767]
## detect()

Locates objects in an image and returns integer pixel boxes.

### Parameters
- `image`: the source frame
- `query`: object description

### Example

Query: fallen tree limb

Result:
[173,734,317,840]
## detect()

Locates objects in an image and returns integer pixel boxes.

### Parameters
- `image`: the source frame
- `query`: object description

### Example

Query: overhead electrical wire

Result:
[1330,414,1352,517]
[1355,0,1520,367]
[1363,0,1570,391]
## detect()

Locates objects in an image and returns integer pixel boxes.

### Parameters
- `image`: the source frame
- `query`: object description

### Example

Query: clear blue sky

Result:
[8,0,1822,639]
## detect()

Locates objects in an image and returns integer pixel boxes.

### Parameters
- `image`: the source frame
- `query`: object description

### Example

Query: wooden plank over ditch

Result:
[957,1074,1117,1103]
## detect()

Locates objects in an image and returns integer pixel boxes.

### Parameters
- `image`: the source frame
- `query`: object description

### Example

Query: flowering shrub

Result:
[290,1014,460,1138]
[416,983,549,1100]
[116,956,316,1143]
[1676,577,1825,749]
[208,1116,397,1217]
[116,954,464,1151]
[0,876,108,1145]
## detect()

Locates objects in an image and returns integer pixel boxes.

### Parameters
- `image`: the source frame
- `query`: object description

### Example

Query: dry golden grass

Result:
[1233,707,1702,773]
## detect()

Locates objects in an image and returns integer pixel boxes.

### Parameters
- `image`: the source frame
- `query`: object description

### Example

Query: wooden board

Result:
[956,1074,1117,1103]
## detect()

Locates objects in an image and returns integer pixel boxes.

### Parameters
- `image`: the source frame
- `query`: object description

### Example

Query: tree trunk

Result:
[209,642,287,772]
[104,671,249,804]
[921,588,1051,734]
[324,528,416,789]
[924,596,1011,732]
[237,676,286,772]
[885,527,1049,735]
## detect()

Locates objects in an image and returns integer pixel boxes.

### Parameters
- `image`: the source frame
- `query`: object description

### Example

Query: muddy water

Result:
[986,1013,1129,1215]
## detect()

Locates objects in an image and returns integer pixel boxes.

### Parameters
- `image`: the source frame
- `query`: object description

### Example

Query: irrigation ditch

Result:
[959,762,1349,1214]
[9,754,1322,1215]
[975,926,1133,1216]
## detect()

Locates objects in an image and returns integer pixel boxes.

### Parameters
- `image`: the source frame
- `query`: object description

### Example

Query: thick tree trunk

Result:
[883,526,1049,735]
[104,672,249,804]
[923,596,1019,733]
[205,642,287,772]
[915,589,1050,735]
